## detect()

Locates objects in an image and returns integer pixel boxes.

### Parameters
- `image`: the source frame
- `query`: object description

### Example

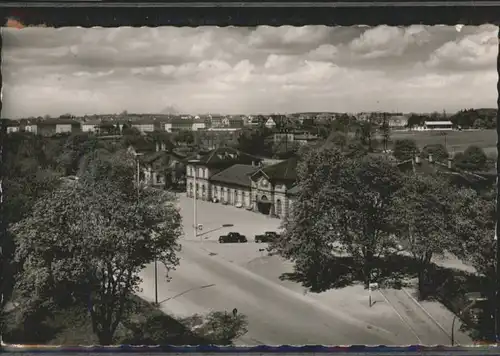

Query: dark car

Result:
[254,231,279,243]
[219,232,248,243]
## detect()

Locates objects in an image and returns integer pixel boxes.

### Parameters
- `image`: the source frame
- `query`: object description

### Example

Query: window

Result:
[198,168,203,178]
[204,168,208,179]
[202,185,206,198]
[189,183,193,192]
[276,199,282,216]
[196,183,199,197]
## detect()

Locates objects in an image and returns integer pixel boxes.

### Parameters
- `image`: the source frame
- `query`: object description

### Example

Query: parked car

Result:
[219,232,247,243]
[254,231,279,243]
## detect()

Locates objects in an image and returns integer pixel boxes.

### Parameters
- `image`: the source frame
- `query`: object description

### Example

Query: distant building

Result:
[131,120,162,133]
[388,115,409,129]
[265,117,276,129]
[6,120,20,133]
[31,119,81,136]
[82,120,101,133]
[423,121,453,131]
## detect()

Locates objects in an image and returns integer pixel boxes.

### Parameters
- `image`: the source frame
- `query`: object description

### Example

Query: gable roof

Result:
[189,147,262,167]
[210,164,259,187]
[255,156,298,183]
[287,185,300,196]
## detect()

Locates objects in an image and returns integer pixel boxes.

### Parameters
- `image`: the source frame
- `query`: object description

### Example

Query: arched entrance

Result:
[257,195,272,215]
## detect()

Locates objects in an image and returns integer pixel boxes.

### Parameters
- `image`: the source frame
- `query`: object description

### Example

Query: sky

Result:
[1,25,498,118]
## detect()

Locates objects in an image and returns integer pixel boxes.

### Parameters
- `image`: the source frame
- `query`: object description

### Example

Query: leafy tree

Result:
[181,310,249,345]
[270,145,403,289]
[454,145,488,172]
[391,174,454,299]
[11,150,183,345]
[393,139,419,162]
[355,120,377,152]
[236,127,273,157]
[421,144,449,162]
[379,114,391,152]
[174,130,195,145]
[57,133,100,175]
[407,114,425,129]
[448,188,496,341]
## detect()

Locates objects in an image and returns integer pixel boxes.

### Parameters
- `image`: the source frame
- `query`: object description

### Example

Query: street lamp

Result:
[134,152,158,306]
[451,292,487,346]
[188,159,201,241]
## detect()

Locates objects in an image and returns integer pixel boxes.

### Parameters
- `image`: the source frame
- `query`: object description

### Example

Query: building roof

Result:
[210,164,259,187]
[257,156,298,183]
[37,119,80,125]
[188,147,262,167]
[287,185,300,196]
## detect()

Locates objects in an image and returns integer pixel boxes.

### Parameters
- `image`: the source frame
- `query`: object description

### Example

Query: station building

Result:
[185,147,299,219]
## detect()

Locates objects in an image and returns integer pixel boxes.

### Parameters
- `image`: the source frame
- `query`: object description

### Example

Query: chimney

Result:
[428,154,433,163]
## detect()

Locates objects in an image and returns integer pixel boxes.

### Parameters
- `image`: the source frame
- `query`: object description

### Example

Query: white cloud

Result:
[1,25,497,117]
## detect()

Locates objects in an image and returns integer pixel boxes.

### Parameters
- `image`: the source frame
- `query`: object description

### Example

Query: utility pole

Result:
[188,160,200,241]
[0,119,6,345]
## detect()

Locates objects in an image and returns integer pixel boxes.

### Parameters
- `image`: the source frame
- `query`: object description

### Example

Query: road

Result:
[139,240,402,346]
[138,194,471,346]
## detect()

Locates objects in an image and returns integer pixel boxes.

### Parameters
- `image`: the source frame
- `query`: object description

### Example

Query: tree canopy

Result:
[393,139,419,162]
[454,145,488,172]
[391,173,454,298]
[11,150,183,344]
[270,145,403,289]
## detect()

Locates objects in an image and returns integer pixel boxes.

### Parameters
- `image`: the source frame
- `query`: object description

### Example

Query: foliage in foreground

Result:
[10,150,183,345]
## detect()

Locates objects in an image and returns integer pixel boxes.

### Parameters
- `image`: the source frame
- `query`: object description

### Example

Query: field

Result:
[386,129,497,156]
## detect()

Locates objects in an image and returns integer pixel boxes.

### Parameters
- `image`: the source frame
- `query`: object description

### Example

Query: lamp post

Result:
[188,159,201,241]
[135,152,158,305]
[451,293,487,346]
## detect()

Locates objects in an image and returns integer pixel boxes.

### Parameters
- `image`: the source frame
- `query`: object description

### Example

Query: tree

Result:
[448,188,496,341]
[407,114,425,129]
[57,133,100,176]
[236,127,273,157]
[11,150,183,345]
[355,120,377,152]
[270,145,403,289]
[454,145,488,172]
[393,139,419,162]
[379,114,391,152]
[391,174,454,299]
[174,130,195,145]
[421,144,449,162]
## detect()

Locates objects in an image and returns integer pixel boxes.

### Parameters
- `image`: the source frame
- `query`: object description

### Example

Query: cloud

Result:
[1,25,496,118]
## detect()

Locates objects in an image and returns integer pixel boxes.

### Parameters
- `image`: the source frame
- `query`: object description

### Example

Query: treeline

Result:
[407,109,497,129]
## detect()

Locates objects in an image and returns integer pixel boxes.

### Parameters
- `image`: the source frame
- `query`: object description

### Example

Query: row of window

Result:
[187,183,287,216]
[187,166,208,179]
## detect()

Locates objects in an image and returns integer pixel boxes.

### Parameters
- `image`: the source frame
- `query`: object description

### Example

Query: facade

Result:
[388,115,409,129]
[185,147,263,201]
[265,118,277,129]
[424,121,453,131]
[33,119,81,136]
[6,120,20,133]
[131,121,161,133]
[186,150,300,219]
[81,120,101,133]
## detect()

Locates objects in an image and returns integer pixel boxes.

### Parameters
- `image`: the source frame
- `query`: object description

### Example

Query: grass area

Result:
[3,295,210,345]
[387,129,497,156]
